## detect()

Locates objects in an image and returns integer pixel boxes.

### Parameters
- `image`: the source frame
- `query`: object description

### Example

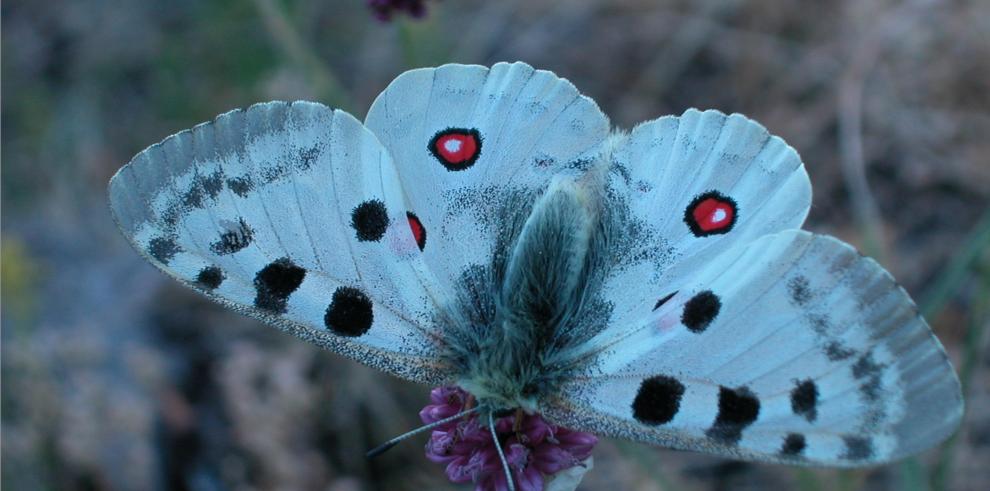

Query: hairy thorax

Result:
[441,173,615,413]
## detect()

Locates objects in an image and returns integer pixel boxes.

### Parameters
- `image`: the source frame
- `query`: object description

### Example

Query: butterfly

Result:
[109,61,963,484]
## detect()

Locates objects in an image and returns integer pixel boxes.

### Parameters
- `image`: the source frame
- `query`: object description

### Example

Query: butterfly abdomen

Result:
[447,171,614,411]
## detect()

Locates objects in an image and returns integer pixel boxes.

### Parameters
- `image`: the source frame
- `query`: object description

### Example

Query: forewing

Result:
[598,109,812,348]
[109,101,451,384]
[365,61,610,287]
[544,231,962,466]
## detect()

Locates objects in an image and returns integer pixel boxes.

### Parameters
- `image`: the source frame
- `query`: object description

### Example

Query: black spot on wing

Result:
[808,313,830,335]
[201,171,224,199]
[852,352,885,401]
[226,176,253,197]
[525,100,548,115]
[182,184,204,208]
[298,146,319,170]
[824,341,856,361]
[182,171,225,209]
[706,386,760,444]
[566,158,594,172]
[254,258,306,313]
[148,236,181,264]
[261,164,287,183]
[532,153,555,168]
[632,375,685,425]
[609,161,631,185]
[196,266,224,290]
[790,379,818,422]
[787,275,812,305]
[682,290,721,333]
[351,200,390,242]
[781,433,806,456]
[652,292,677,311]
[852,352,883,378]
[161,204,180,229]
[859,375,884,402]
[210,218,254,255]
[841,435,873,460]
[325,286,373,337]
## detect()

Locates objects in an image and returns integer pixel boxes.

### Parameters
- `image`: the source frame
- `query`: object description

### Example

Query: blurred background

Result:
[2,0,988,489]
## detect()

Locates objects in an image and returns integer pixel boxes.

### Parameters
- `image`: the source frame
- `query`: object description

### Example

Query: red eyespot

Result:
[429,128,481,171]
[406,212,426,251]
[685,191,737,236]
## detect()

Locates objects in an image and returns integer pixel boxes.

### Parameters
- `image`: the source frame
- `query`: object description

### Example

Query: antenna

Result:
[488,410,516,491]
[365,405,482,459]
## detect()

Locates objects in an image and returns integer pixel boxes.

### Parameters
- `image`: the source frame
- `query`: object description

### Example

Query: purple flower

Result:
[366,0,433,22]
[421,386,598,491]
[420,386,471,429]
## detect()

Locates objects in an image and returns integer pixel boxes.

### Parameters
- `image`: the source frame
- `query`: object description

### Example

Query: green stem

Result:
[397,19,419,68]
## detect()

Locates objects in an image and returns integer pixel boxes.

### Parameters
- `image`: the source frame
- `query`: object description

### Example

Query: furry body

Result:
[440,167,617,412]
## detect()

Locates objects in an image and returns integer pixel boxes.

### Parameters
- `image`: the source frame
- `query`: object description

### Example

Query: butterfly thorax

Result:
[440,174,612,413]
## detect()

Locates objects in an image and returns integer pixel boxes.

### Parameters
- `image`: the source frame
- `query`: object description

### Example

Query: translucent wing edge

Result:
[366,60,608,131]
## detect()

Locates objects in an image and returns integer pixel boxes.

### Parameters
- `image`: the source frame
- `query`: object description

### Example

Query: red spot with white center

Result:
[406,212,426,250]
[429,128,481,171]
[694,199,732,230]
[685,191,737,236]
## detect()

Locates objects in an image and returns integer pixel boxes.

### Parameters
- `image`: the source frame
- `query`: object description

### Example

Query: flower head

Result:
[422,386,597,491]
[366,0,433,22]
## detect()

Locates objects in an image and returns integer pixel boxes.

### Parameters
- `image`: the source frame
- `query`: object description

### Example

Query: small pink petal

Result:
[445,455,474,483]
[520,416,552,444]
[425,430,457,463]
[532,445,576,475]
[517,465,545,491]
[555,430,597,460]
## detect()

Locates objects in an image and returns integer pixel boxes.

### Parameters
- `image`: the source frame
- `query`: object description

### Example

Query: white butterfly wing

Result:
[365,61,610,289]
[595,109,812,350]
[109,101,450,384]
[541,109,960,464]
[544,231,962,465]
